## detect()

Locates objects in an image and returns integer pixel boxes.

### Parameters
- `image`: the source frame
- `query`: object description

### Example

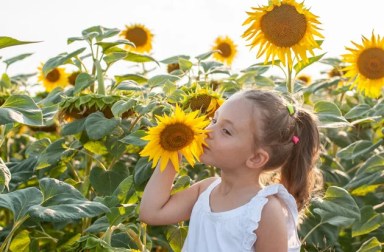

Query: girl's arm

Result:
[254,196,288,252]
[139,160,215,225]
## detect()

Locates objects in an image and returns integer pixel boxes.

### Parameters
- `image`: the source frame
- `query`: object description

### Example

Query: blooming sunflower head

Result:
[37,64,69,92]
[182,87,224,118]
[140,106,209,172]
[297,74,312,85]
[242,0,323,66]
[342,32,384,98]
[120,24,153,53]
[212,36,237,65]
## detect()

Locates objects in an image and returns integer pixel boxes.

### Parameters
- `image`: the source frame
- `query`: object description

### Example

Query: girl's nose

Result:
[205,125,214,139]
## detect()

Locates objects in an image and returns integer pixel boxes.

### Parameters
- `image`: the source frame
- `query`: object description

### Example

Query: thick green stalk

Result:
[95,59,105,95]
[287,64,294,93]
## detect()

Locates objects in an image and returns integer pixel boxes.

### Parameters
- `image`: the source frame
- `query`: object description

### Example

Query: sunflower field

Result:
[1,0,384,251]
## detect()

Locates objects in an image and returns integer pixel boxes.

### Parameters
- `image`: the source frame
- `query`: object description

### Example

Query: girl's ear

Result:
[246,149,269,169]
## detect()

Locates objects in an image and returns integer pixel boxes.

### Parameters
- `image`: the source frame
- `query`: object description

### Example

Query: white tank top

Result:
[182,178,301,252]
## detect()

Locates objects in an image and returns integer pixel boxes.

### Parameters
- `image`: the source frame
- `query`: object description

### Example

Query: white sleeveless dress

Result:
[182,178,301,252]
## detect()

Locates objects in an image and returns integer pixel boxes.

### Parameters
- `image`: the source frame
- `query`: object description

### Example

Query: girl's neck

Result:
[218,170,262,195]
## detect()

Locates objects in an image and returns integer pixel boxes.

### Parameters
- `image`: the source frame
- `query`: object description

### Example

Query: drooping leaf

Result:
[312,186,360,227]
[0,187,43,222]
[84,112,119,140]
[0,95,43,126]
[28,178,110,222]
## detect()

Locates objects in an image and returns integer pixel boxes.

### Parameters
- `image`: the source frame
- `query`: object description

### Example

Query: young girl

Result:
[139,89,321,252]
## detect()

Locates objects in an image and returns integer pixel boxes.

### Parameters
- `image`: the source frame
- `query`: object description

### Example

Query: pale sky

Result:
[1,0,384,79]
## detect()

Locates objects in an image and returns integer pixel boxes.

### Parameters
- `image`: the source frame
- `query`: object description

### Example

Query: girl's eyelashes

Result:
[210,118,231,135]
[222,128,232,135]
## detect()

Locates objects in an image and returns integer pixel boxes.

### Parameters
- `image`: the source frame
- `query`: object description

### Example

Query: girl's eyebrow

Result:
[215,111,237,133]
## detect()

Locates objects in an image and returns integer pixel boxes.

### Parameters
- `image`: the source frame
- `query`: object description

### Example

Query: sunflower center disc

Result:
[125,27,148,47]
[357,48,384,79]
[46,69,60,82]
[260,4,307,47]
[218,42,232,57]
[189,94,212,113]
[160,123,194,151]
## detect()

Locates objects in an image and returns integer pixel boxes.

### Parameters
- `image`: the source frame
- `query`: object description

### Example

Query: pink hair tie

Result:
[292,135,300,145]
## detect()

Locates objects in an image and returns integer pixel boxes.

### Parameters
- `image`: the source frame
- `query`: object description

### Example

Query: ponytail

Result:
[280,110,321,210]
[243,89,322,211]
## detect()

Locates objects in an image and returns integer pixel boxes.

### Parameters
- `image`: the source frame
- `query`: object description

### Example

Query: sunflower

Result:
[68,71,81,86]
[140,106,209,172]
[212,36,237,65]
[37,64,69,92]
[342,32,384,98]
[242,0,323,67]
[120,24,153,53]
[182,86,224,118]
[297,74,312,85]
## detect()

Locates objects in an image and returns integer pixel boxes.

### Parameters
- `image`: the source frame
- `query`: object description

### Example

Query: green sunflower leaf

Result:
[28,178,110,222]
[314,101,351,128]
[312,186,360,227]
[0,95,43,126]
[43,47,86,76]
[0,36,40,49]
[0,187,43,222]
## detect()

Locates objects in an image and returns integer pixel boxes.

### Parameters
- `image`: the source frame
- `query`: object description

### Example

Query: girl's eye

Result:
[211,118,217,124]
[222,129,232,136]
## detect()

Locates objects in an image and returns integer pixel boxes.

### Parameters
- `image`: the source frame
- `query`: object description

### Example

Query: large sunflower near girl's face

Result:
[37,64,69,92]
[242,0,323,66]
[182,87,224,119]
[140,106,209,172]
[120,24,153,53]
[342,32,384,98]
[212,36,237,65]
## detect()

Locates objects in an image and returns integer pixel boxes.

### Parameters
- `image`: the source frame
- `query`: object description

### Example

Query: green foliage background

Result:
[0,26,383,252]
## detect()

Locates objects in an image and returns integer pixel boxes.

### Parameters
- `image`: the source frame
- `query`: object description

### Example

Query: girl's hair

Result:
[242,89,321,210]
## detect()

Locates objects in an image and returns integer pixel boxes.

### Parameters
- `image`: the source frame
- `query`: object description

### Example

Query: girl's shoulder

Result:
[195,177,220,196]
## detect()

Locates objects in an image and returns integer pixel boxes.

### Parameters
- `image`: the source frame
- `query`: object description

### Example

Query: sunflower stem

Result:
[95,59,105,95]
[287,64,293,93]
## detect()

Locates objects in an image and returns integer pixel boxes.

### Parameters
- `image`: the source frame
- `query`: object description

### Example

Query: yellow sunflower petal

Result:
[140,105,209,172]
[212,36,238,65]
[120,24,153,53]
[37,64,69,92]
[342,31,384,98]
[242,0,323,67]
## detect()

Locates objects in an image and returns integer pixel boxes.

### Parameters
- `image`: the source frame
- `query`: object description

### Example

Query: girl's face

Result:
[200,94,258,170]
